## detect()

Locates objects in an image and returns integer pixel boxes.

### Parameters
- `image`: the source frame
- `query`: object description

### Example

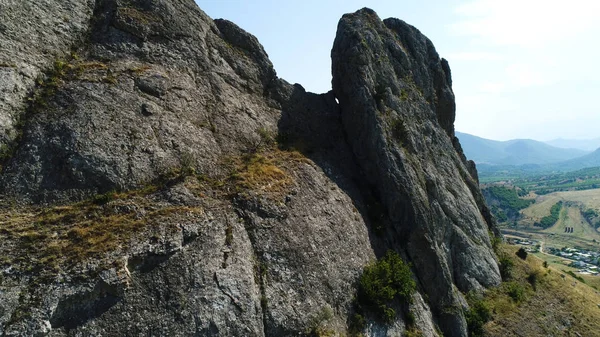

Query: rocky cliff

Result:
[0,1,500,336]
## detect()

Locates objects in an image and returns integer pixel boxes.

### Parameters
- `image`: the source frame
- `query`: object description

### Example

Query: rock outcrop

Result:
[0,1,500,336]
[332,9,500,335]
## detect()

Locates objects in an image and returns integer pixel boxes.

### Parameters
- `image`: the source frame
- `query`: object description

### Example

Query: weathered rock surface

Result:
[331,9,501,335]
[0,0,94,150]
[0,1,500,336]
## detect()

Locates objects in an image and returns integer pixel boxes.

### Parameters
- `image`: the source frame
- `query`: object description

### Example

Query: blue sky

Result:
[197,0,600,141]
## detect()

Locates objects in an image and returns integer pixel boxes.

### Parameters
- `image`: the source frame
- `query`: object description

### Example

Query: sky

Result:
[197,0,600,141]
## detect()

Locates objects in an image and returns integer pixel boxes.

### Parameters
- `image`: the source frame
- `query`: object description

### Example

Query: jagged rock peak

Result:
[333,8,456,138]
[332,8,500,336]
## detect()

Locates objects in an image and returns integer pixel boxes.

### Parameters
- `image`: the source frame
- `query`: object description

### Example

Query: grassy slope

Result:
[531,252,600,290]
[484,246,600,336]
[521,194,563,220]
[515,189,600,250]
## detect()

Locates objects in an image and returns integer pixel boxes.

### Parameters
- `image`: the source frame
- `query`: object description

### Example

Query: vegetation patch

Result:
[308,306,336,337]
[465,293,492,337]
[478,245,600,337]
[354,250,416,326]
[230,153,291,193]
[228,147,309,197]
[482,185,534,223]
[534,201,562,229]
[117,6,160,25]
[0,186,200,278]
[390,118,408,146]
[515,247,528,260]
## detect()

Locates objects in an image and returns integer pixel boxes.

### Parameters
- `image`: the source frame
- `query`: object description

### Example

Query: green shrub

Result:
[357,250,416,323]
[498,255,514,280]
[565,270,586,283]
[506,282,526,303]
[92,190,118,205]
[516,247,528,260]
[400,89,409,101]
[490,232,502,254]
[348,313,366,335]
[390,119,407,143]
[527,270,542,291]
[465,296,491,337]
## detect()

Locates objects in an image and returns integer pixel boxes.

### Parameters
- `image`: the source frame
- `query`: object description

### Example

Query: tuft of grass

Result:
[257,127,276,147]
[400,89,409,101]
[308,306,335,337]
[225,224,233,247]
[128,64,152,74]
[228,150,304,195]
[117,6,160,25]
[390,118,407,145]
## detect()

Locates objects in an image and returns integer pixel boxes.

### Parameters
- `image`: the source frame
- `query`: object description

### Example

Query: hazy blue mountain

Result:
[552,148,600,171]
[456,131,590,166]
[545,138,600,152]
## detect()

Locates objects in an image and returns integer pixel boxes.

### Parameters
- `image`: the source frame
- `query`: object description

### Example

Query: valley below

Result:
[485,182,600,287]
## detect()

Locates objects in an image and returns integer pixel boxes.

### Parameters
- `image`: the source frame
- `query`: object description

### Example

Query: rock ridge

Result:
[0,2,500,336]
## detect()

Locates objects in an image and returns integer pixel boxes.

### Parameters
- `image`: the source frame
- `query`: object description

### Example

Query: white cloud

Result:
[504,63,550,88]
[446,51,504,62]
[450,0,600,48]
[479,81,505,94]
[471,63,550,95]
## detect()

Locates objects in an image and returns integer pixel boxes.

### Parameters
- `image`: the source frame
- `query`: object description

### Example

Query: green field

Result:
[502,188,600,251]
[480,166,600,192]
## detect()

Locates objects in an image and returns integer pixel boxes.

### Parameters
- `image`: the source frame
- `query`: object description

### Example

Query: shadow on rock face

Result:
[50,281,122,330]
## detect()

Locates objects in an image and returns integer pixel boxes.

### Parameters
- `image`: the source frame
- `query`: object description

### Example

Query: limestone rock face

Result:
[0,2,500,337]
[332,9,501,335]
[0,0,94,150]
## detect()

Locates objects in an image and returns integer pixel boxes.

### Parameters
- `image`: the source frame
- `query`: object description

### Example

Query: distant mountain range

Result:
[545,138,600,152]
[455,132,590,166]
[552,147,600,171]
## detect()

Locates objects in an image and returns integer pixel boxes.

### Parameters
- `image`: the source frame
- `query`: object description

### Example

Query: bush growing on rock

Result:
[356,250,415,323]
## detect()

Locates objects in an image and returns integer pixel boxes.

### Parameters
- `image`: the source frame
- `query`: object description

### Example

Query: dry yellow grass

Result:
[0,187,202,277]
[484,245,600,336]
[228,149,310,196]
[523,189,600,220]
[231,153,292,192]
[521,193,564,220]
[0,146,311,278]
